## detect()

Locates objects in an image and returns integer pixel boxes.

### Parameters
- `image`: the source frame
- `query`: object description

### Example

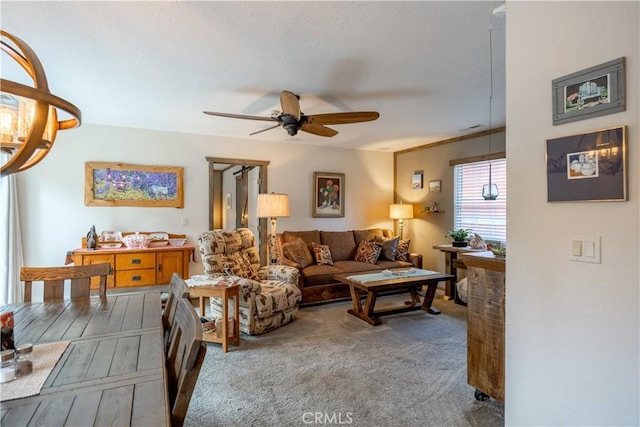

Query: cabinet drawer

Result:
[115,269,156,287]
[77,254,115,289]
[115,253,156,270]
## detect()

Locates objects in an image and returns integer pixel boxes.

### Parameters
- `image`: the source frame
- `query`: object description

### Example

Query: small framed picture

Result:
[546,126,626,202]
[313,172,345,218]
[429,180,441,193]
[412,171,423,189]
[552,57,625,126]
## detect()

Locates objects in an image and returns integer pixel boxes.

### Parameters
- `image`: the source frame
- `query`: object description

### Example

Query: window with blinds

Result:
[453,158,506,242]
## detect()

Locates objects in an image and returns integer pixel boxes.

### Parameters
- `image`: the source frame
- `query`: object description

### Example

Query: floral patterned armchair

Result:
[197,228,301,335]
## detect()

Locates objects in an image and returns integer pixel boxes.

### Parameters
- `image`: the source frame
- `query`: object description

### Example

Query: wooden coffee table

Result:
[333,269,455,326]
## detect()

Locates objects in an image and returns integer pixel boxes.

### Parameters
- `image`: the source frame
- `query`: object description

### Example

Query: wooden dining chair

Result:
[20,263,110,302]
[166,297,207,427]
[162,273,190,349]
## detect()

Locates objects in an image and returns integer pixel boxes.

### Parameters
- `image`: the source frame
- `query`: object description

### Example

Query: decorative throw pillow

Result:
[312,242,334,266]
[282,237,314,268]
[469,233,487,249]
[221,251,259,281]
[396,239,411,261]
[373,236,399,261]
[355,240,382,264]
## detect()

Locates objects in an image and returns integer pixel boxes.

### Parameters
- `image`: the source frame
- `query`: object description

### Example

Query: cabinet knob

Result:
[131,259,141,264]
[132,275,141,281]
[157,264,162,272]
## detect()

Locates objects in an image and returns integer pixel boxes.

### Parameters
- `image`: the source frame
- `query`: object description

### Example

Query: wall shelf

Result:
[418,209,445,214]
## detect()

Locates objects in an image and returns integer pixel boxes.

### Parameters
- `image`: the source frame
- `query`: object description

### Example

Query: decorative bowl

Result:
[99,242,123,249]
[149,232,169,240]
[490,247,507,258]
[148,240,169,247]
[168,238,187,247]
[99,230,122,242]
[122,232,151,249]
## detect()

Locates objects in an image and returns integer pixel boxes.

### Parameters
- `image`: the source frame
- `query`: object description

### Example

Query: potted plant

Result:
[446,229,472,247]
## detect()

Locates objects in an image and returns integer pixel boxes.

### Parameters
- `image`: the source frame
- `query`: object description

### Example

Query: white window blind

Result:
[453,158,506,242]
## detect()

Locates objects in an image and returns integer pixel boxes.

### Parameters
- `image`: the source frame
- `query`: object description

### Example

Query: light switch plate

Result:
[572,240,582,256]
[570,236,601,263]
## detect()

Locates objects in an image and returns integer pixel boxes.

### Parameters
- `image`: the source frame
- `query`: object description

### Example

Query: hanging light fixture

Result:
[1,30,81,177]
[482,25,499,201]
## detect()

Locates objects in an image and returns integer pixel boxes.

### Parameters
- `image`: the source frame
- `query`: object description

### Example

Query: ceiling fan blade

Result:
[300,123,338,137]
[306,111,379,125]
[249,124,281,136]
[280,91,301,121]
[203,111,276,122]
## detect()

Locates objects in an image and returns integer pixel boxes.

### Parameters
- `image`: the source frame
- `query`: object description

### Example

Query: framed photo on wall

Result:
[552,57,626,126]
[313,171,345,217]
[429,180,441,193]
[412,170,423,189]
[546,126,626,202]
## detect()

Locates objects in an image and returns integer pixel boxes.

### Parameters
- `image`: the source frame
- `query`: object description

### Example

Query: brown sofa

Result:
[276,228,422,305]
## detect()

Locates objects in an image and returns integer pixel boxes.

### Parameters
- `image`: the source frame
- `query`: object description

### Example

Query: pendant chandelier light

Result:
[0,30,81,177]
[482,24,499,201]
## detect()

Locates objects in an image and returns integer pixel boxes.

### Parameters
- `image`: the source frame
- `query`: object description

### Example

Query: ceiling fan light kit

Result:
[204,90,379,138]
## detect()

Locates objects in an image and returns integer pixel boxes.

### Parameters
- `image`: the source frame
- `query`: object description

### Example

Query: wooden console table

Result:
[462,251,505,403]
[67,245,195,290]
[432,244,486,303]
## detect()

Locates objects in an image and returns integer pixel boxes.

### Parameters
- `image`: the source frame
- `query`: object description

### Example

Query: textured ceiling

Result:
[1,1,506,152]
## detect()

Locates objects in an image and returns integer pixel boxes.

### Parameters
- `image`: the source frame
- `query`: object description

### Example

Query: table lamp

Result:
[256,193,290,264]
[389,202,414,240]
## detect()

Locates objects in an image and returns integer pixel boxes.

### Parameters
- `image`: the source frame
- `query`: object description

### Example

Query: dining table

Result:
[0,292,169,426]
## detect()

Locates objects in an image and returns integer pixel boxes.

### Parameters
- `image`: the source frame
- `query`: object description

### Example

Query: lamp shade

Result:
[389,203,414,219]
[256,193,290,218]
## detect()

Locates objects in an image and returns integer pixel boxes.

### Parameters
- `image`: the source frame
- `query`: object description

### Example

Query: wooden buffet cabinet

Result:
[461,251,505,403]
[68,245,195,290]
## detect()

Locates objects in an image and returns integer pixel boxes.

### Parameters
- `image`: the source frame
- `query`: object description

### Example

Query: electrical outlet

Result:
[181,217,188,227]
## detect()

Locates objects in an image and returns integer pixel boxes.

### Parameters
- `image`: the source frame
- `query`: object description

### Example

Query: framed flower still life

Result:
[313,172,345,218]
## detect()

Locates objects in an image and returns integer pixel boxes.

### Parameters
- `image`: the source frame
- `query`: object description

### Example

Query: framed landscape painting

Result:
[546,126,626,202]
[313,171,345,217]
[85,162,184,208]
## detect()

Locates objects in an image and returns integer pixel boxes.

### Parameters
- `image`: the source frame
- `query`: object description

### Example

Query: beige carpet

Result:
[185,291,504,427]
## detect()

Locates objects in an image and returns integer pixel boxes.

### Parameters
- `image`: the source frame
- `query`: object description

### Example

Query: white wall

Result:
[16,124,394,277]
[506,2,639,425]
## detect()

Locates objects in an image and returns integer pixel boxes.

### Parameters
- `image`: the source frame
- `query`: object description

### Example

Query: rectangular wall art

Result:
[546,126,626,202]
[85,162,184,208]
[429,180,441,193]
[412,171,423,189]
[313,172,345,217]
[552,57,625,126]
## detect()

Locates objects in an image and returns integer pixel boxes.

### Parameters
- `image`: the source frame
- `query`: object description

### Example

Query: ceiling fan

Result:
[203,90,379,137]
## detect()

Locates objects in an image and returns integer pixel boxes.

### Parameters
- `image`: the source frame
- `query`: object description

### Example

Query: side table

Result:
[187,280,240,353]
[432,244,487,303]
